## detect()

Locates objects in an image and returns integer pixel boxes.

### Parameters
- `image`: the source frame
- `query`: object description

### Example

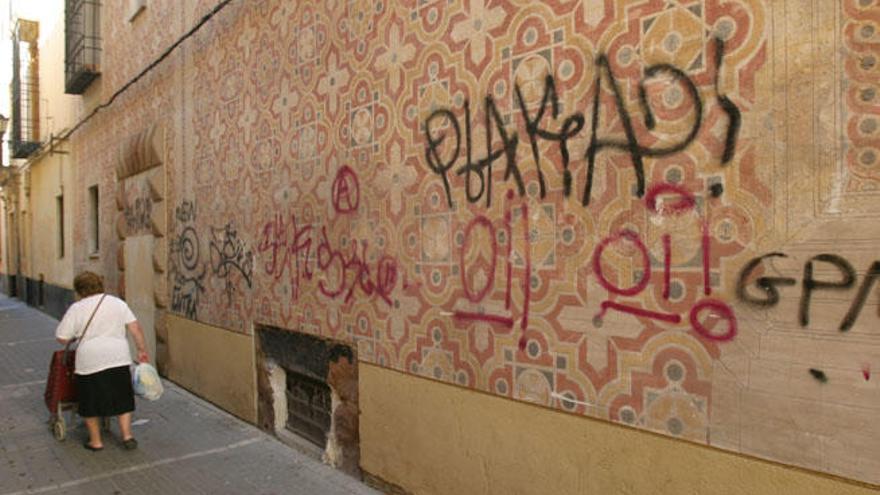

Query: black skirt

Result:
[76,365,135,417]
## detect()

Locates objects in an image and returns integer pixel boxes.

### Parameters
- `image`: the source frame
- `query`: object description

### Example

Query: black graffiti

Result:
[175,200,196,223]
[124,196,153,232]
[839,261,880,332]
[713,37,741,165]
[515,75,584,198]
[423,109,459,208]
[736,253,880,332]
[422,38,738,209]
[170,201,204,319]
[809,368,828,383]
[735,252,796,307]
[585,58,702,205]
[799,254,856,327]
[454,97,523,208]
[171,271,204,319]
[209,222,254,305]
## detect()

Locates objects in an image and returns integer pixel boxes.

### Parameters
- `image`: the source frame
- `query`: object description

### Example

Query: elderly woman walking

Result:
[55,271,149,451]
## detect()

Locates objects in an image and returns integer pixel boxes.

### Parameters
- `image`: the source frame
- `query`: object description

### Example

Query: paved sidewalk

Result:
[0,296,382,495]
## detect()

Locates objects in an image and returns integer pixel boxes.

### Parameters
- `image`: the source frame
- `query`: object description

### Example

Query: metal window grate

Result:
[11,19,40,159]
[285,369,332,448]
[65,0,101,94]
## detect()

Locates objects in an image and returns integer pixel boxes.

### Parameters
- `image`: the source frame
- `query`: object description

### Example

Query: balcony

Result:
[65,0,101,94]
[11,19,39,159]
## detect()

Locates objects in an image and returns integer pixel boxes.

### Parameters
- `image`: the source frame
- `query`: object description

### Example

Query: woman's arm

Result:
[55,306,78,345]
[125,321,150,363]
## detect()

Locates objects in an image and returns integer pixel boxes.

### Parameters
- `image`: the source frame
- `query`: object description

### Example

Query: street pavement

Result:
[0,296,382,495]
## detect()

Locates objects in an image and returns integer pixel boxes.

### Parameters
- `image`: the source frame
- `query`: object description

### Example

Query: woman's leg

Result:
[118,412,133,441]
[83,417,103,447]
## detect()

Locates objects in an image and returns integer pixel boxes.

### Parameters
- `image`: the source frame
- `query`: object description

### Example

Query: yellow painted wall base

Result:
[166,314,256,423]
[359,363,878,495]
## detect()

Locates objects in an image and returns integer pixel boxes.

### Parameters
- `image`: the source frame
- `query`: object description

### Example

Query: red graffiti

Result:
[504,199,513,310]
[504,190,513,309]
[316,227,397,305]
[645,182,697,215]
[592,230,651,296]
[450,182,738,347]
[460,216,497,303]
[597,300,681,324]
[375,255,399,305]
[689,298,737,342]
[257,213,314,301]
[702,220,712,296]
[453,194,532,344]
[257,214,398,306]
[331,165,360,214]
[662,234,672,300]
[519,201,531,351]
[592,212,737,343]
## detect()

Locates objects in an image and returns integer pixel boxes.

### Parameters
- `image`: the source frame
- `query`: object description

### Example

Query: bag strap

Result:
[67,294,106,350]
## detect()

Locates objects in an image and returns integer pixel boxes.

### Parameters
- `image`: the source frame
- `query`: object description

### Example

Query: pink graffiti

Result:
[446,180,736,346]
[331,166,360,214]
[258,213,314,301]
[453,193,531,344]
[702,220,712,296]
[689,299,737,342]
[257,214,398,306]
[460,216,497,303]
[504,201,513,310]
[317,227,398,305]
[520,200,531,351]
[589,183,737,343]
[592,230,651,296]
[662,233,672,300]
[644,182,696,215]
[596,300,681,324]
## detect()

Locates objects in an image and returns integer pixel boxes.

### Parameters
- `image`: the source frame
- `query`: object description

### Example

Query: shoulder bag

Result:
[44,295,106,414]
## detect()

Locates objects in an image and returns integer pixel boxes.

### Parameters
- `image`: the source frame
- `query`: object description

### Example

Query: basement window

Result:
[256,326,361,476]
[285,369,332,448]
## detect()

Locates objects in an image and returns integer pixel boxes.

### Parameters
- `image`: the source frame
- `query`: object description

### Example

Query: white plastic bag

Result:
[133,363,164,401]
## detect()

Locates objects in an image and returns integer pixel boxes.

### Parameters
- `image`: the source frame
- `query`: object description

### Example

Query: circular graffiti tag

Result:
[332,165,360,214]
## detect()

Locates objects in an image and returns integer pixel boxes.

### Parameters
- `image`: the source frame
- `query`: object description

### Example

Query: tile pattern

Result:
[64,0,880,485]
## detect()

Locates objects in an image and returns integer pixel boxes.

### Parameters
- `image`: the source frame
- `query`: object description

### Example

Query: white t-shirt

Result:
[55,294,138,375]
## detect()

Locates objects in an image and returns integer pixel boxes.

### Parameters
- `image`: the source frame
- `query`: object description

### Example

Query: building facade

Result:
[2,0,878,493]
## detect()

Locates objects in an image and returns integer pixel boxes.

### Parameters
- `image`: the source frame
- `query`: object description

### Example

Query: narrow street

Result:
[0,296,381,495]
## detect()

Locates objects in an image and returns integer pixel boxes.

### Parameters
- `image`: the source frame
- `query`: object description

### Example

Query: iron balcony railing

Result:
[64,0,101,94]
[11,19,39,159]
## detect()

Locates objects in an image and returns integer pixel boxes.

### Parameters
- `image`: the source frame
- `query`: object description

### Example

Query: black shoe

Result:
[83,442,103,451]
[122,438,138,450]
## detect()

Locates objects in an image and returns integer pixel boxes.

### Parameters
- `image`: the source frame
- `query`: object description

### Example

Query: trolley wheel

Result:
[53,418,66,441]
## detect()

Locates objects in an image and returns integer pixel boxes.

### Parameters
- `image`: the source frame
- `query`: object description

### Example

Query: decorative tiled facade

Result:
[67,0,880,485]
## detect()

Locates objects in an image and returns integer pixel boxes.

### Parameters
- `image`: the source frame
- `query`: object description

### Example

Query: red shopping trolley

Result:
[44,343,78,440]
[43,295,108,440]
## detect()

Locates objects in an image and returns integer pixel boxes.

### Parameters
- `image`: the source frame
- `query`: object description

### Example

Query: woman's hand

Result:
[126,321,150,364]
